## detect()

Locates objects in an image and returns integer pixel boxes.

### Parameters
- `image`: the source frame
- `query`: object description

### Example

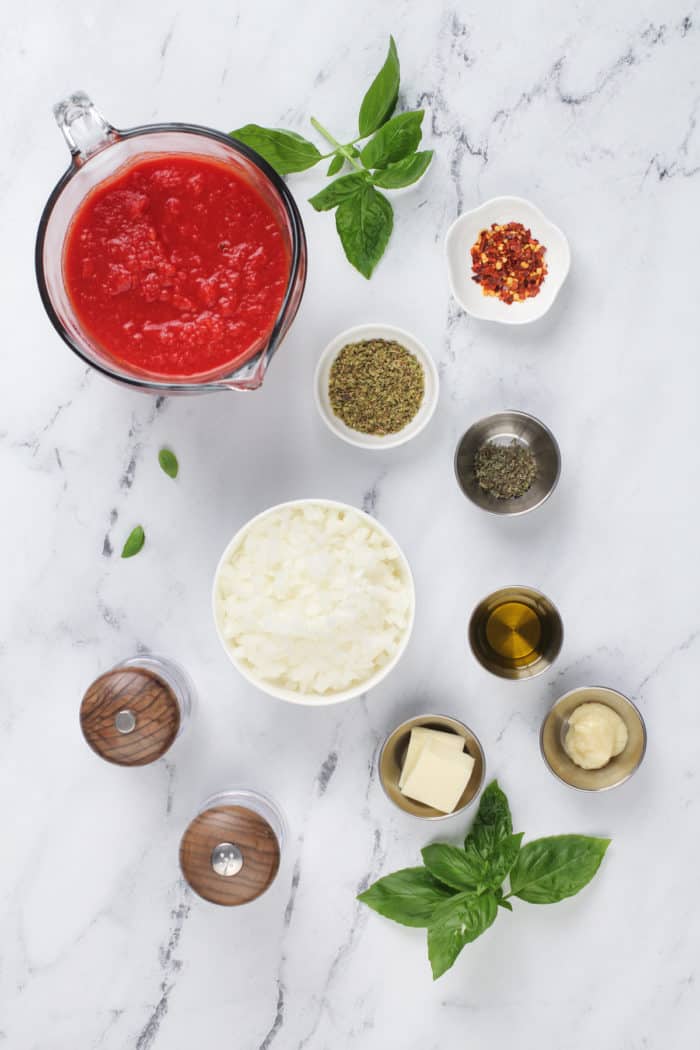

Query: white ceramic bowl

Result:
[445,196,570,325]
[314,323,439,450]
[212,498,416,705]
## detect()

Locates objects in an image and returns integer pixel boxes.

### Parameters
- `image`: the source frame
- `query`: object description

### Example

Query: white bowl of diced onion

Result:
[212,499,416,705]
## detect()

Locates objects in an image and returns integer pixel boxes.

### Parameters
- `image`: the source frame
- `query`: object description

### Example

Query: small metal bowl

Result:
[455,411,560,515]
[540,686,647,791]
[468,585,563,681]
[378,713,485,820]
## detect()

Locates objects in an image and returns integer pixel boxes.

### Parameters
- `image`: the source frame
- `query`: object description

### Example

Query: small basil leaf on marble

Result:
[510,835,611,905]
[326,153,345,176]
[357,867,453,927]
[308,172,368,212]
[360,110,424,170]
[335,184,393,278]
[427,891,498,980]
[121,525,145,559]
[230,125,322,174]
[358,35,400,137]
[421,843,490,893]
[158,448,179,479]
[371,150,433,188]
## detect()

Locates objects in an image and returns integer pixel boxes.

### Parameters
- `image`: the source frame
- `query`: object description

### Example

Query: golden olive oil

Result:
[484,600,544,668]
[468,585,563,680]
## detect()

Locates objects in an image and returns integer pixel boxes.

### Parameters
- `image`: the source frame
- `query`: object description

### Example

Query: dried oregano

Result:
[474,440,537,499]
[328,339,424,435]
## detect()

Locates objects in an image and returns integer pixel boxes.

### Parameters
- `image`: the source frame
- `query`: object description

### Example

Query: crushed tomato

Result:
[63,153,290,379]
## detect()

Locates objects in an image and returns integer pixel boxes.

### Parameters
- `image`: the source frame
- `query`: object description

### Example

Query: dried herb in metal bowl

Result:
[474,439,537,499]
[329,338,424,436]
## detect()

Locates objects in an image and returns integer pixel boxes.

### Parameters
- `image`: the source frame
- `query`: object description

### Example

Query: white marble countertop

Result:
[2,2,699,1047]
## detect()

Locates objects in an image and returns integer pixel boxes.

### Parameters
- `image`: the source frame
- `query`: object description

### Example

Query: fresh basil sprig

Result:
[358,780,611,980]
[231,36,433,278]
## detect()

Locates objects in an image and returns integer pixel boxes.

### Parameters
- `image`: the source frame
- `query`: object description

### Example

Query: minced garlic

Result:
[564,702,628,770]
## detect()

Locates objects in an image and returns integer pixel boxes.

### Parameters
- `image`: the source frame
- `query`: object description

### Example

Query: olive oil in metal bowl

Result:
[468,585,563,680]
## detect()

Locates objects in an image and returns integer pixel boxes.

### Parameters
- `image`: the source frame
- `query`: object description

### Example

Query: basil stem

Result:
[309,117,364,172]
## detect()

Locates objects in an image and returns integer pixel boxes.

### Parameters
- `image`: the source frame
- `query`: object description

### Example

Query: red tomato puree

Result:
[63,154,290,378]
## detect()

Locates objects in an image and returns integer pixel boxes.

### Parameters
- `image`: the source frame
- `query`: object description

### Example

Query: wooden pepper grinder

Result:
[80,654,195,766]
[180,790,285,905]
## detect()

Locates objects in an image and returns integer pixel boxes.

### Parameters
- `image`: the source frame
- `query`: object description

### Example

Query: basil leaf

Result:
[427,892,498,979]
[335,184,393,278]
[466,779,513,851]
[308,172,368,212]
[475,831,523,890]
[326,153,344,176]
[230,125,322,174]
[358,867,453,927]
[358,35,400,137]
[121,526,145,559]
[460,782,521,891]
[510,835,611,905]
[371,150,433,189]
[158,448,178,479]
[359,110,424,170]
[421,843,489,893]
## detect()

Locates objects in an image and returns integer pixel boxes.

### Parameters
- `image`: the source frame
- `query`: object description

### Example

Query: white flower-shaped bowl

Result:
[314,323,439,450]
[445,196,571,325]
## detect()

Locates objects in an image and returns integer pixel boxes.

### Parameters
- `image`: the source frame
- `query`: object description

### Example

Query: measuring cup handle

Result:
[53,91,118,166]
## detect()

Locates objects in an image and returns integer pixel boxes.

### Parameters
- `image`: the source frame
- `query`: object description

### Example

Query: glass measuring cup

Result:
[35,92,307,393]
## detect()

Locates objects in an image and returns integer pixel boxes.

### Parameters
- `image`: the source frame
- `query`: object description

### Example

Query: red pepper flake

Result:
[470,222,547,305]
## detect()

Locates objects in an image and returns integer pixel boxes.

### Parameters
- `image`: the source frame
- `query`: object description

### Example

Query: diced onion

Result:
[215,503,412,696]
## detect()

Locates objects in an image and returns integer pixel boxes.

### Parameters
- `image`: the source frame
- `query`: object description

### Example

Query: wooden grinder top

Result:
[180,805,281,906]
[80,667,180,766]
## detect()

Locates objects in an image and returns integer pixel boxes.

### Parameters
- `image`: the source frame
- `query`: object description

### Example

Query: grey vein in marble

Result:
[135,896,190,1050]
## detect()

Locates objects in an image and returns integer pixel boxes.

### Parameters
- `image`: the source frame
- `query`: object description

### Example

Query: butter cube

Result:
[399,727,465,789]
[401,748,475,814]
